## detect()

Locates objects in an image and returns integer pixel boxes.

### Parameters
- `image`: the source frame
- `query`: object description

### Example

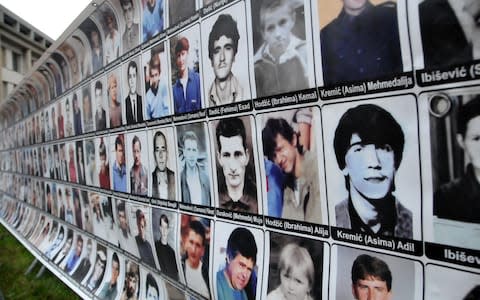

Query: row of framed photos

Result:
[2,89,480,255]
[1,195,479,300]
[6,0,480,133]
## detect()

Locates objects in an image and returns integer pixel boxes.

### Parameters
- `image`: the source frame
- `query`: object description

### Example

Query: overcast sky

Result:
[0,0,92,40]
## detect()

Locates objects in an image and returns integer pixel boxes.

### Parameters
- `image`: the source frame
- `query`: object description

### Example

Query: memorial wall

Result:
[0,0,479,299]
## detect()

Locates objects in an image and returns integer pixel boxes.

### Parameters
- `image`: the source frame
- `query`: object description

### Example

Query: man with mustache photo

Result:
[333,104,412,238]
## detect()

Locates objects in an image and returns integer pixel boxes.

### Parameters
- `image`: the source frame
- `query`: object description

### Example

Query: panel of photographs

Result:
[3,0,480,125]
[0,0,480,299]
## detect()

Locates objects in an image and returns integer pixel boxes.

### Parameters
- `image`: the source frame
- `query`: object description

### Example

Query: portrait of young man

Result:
[261,108,322,223]
[120,0,140,51]
[115,200,139,257]
[350,254,393,300]
[319,0,403,85]
[98,252,121,300]
[419,0,480,69]
[142,0,164,42]
[433,96,480,224]
[213,117,258,214]
[332,103,413,238]
[204,11,247,107]
[72,92,83,135]
[153,211,179,280]
[335,247,421,300]
[252,0,310,98]
[93,79,107,131]
[216,227,258,300]
[171,32,203,114]
[71,238,94,282]
[178,124,212,206]
[124,59,144,125]
[150,129,175,201]
[86,247,107,292]
[111,134,127,193]
[144,52,169,120]
[103,9,120,64]
[121,260,140,300]
[181,217,210,299]
[97,138,111,190]
[145,273,162,300]
[129,133,148,196]
[134,208,157,269]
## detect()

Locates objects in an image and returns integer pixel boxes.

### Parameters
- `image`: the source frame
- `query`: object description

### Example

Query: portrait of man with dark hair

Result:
[120,0,140,51]
[125,59,144,124]
[94,80,107,131]
[83,86,94,133]
[130,134,148,196]
[151,130,175,200]
[145,54,169,120]
[432,95,480,224]
[351,254,392,300]
[121,260,140,300]
[181,217,210,299]
[216,227,257,300]
[214,117,258,214]
[172,35,202,114]
[261,108,322,223]
[145,273,160,300]
[154,213,179,280]
[135,209,156,268]
[112,134,127,193]
[207,13,244,107]
[320,0,403,85]
[179,128,211,206]
[98,138,111,190]
[72,92,83,135]
[419,0,480,69]
[253,0,309,97]
[104,11,120,64]
[333,104,412,238]
[76,140,86,185]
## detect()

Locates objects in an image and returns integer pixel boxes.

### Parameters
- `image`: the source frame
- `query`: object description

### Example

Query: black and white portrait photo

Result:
[201,2,252,107]
[258,107,326,224]
[123,56,144,125]
[420,91,480,250]
[213,221,263,300]
[315,0,410,86]
[210,116,259,214]
[170,25,203,114]
[152,207,180,281]
[177,122,213,207]
[322,96,421,240]
[418,0,480,69]
[126,131,149,197]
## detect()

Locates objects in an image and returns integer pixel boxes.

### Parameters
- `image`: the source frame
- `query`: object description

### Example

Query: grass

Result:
[0,224,81,300]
